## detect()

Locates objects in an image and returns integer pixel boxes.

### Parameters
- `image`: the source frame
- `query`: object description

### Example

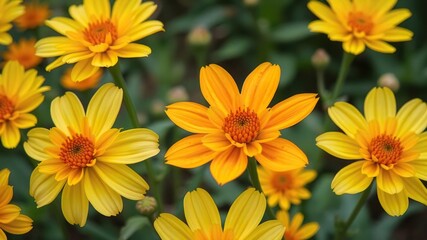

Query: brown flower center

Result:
[83,20,118,45]
[348,11,373,34]
[272,173,292,192]
[223,108,260,144]
[0,95,14,121]
[369,134,403,166]
[59,134,95,168]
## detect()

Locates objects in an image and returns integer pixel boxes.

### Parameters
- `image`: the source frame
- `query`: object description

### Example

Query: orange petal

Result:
[166,102,217,133]
[210,147,247,185]
[202,132,232,152]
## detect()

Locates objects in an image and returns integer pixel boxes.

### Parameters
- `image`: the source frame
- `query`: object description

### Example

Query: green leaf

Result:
[119,216,150,240]
[213,37,252,62]
[272,22,314,43]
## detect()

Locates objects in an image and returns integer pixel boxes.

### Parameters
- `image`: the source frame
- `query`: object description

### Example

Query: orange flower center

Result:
[272,173,293,192]
[223,108,260,144]
[194,225,234,240]
[59,134,95,168]
[348,11,373,34]
[83,20,118,45]
[369,134,403,166]
[0,95,14,121]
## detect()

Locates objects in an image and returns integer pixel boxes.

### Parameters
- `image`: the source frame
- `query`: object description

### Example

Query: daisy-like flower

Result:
[35,0,164,82]
[14,2,50,29]
[154,188,285,240]
[307,0,413,55]
[0,169,33,240]
[3,38,42,69]
[277,210,319,240]
[61,67,102,91]
[258,166,317,210]
[316,87,427,216]
[165,62,318,185]
[0,0,24,45]
[24,83,160,226]
[0,60,50,148]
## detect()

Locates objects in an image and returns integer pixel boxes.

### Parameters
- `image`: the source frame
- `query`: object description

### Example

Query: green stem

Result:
[335,184,373,240]
[328,52,355,106]
[247,158,275,220]
[108,64,163,214]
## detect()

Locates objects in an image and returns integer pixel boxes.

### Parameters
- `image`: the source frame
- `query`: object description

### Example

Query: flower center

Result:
[368,134,403,166]
[83,19,118,45]
[272,173,292,192]
[0,95,14,121]
[59,134,95,168]
[348,11,373,34]
[193,225,234,240]
[223,108,260,144]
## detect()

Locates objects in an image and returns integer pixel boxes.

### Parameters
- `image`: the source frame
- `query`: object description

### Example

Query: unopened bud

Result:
[136,196,157,215]
[378,73,400,92]
[167,86,189,103]
[311,48,330,70]
[244,0,259,7]
[187,26,211,46]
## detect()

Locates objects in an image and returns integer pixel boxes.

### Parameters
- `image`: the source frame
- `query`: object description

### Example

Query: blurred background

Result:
[1,0,426,239]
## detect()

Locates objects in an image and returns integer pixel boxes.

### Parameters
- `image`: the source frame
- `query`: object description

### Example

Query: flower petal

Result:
[316,132,362,159]
[246,220,285,240]
[377,187,408,216]
[202,132,232,152]
[0,214,33,235]
[29,167,66,207]
[331,161,373,194]
[377,169,403,194]
[402,177,427,205]
[210,147,247,185]
[115,43,151,58]
[396,98,427,137]
[12,113,37,129]
[154,213,193,240]
[328,102,367,138]
[1,124,20,149]
[165,134,216,168]
[51,91,85,135]
[183,188,221,232]
[0,204,20,224]
[61,182,88,227]
[71,59,100,82]
[255,138,308,172]
[165,102,216,133]
[364,87,396,122]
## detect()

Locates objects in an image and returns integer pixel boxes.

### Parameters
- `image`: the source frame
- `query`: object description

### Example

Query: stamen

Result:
[0,95,14,121]
[369,134,403,166]
[223,108,260,144]
[83,20,118,45]
[59,134,95,168]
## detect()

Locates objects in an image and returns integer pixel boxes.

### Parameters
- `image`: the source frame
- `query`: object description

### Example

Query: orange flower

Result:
[3,38,42,69]
[61,67,102,91]
[277,210,319,240]
[14,2,49,29]
[165,62,318,185]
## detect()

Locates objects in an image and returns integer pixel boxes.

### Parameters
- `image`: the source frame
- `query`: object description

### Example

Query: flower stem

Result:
[108,64,163,213]
[335,184,373,240]
[328,52,355,106]
[247,158,276,219]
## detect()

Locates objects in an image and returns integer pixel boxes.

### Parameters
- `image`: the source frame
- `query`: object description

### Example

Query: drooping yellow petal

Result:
[328,102,367,138]
[61,182,88,227]
[377,187,408,216]
[377,169,403,194]
[165,134,216,168]
[343,38,365,55]
[246,220,285,240]
[154,213,193,240]
[50,91,85,135]
[71,59,100,82]
[0,204,20,224]
[11,113,36,129]
[184,188,221,233]
[296,222,320,239]
[165,102,217,133]
[0,214,33,235]
[210,147,247,185]
[331,161,373,195]
[316,132,362,159]
[29,167,66,207]
[402,177,427,205]
[1,124,20,149]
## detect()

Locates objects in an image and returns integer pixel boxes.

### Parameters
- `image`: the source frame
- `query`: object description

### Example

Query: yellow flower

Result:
[154,188,285,240]
[24,83,160,226]
[14,2,50,29]
[0,61,50,148]
[0,169,33,239]
[165,62,318,185]
[61,67,102,91]
[35,0,164,82]
[307,0,413,55]
[316,87,427,216]
[3,38,42,69]
[0,0,24,45]
[258,167,317,210]
[277,210,319,240]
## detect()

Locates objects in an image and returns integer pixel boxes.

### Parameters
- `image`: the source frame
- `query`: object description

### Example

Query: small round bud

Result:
[187,26,211,46]
[167,86,189,103]
[244,0,259,7]
[136,196,157,216]
[311,48,330,70]
[151,99,165,116]
[378,73,400,92]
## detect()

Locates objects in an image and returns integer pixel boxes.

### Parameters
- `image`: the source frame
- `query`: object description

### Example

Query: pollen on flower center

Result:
[348,11,373,34]
[0,95,14,121]
[59,134,95,168]
[223,108,260,144]
[83,19,118,45]
[272,173,292,191]
[369,134,403,166]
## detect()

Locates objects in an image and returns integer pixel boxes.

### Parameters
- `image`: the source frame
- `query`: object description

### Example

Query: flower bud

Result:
[167,86,189,103]
[378,73,400,92]
[311,48,330,70]
[187,26,211,46]
[136,196,157,216]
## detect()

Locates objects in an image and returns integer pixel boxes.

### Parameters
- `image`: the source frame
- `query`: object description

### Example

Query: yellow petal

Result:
[87,83,123,138]
[165,102,217,133]
[183,188,221,232]
[241,63,280,114]
[377,187,408,216]
[402,177,427,205]
[61,182,88,227]
[255,138,308,172]
[410,159,427,181]
[93,162,148,200]
[84,0,110,20]
[364,40,396,53]
[69,5,89,27]
[396,98,427,137]
[244,141,262,157]
[343,38,365,55]
[296,222,320,239]
[45,17,82,37]
[125,20,164,42]
[210,147,247,185]
[0,169,10,187]
[51,91,85,135]
[29,167,66,207]
[91,51,118,67]
[331,161,373,194]
[202,132,232,152]
[382,27,413,42]
[316,132,362,159]
[115,43,151,58]
[374,9,412,34]
[307,1,341,25]
[12,113,36,129]
[265,93,318,131]
[391,162,415,178]
[2,61,24,97]
[112,0,143,34]
[99,128,159,164]
[328,101,367,138]
[154,213,193,240]
[200,64,240,115]
[224,188,265,239]
[246,220,285,240]
[361,161,380,177]
[377,169,403,194]
[1,124,20,149]
[0,214,32,235]
[35,37,69,57]
[71,59,100,82]
[364,87,396,123]
[165,134,216,168]
[0,204,20,224]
